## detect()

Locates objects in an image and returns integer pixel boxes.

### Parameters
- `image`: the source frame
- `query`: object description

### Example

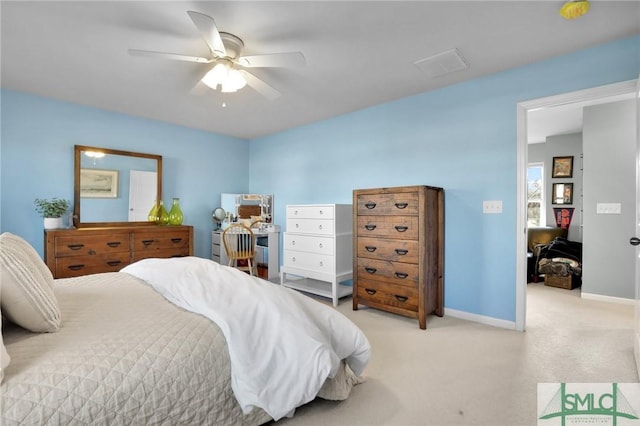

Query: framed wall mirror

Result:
[73,145,162,228]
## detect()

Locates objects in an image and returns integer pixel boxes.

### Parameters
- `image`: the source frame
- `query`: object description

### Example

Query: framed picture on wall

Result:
[552,182,573,205]
[551,156,574,178]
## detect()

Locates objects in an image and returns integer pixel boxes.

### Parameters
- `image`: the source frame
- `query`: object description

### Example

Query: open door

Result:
[634,75,640,379]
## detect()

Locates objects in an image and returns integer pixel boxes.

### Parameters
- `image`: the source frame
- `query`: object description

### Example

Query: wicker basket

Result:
[544,273,581,290]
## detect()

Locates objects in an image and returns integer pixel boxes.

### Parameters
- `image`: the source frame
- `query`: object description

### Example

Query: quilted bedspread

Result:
[122,257,371,420]
[1,271,360,425]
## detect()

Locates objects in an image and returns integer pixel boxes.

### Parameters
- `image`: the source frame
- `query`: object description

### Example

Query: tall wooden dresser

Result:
[352,186,444,329]
[45,225,193,278]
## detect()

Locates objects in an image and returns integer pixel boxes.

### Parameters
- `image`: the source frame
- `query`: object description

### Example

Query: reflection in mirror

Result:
[74,145,162,228]
[221,193,273,225]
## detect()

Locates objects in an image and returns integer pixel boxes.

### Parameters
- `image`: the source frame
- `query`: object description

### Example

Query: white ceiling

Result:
[2,1,639,140]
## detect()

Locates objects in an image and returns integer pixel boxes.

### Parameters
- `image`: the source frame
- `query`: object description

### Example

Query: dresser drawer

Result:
[54,233,131,257]
[55,252,131,278]
[357,279,419,312]
[133,247,190,262]
[356,258,419,288]
[357,237,419,263]
[283,233,334,255]
[286,218,334,235]
[287,205,334,219]
[356,192,419,216]
[133,230,191,251]
[283,250,335,274]
[356,216,419,240]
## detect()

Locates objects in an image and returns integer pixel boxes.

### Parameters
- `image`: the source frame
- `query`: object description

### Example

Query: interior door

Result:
[128,170,157,221]
[634,75,640,378]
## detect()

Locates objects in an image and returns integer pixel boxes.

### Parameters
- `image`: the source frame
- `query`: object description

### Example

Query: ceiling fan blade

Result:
[238,52,306,68]
[187,11,226,57]
[239,70,281,100]
[128,49,213,63]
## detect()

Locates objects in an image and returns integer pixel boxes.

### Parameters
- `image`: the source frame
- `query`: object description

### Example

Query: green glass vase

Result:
[147,200,159,222]
[155,200,170,225]
[168,198,184,226]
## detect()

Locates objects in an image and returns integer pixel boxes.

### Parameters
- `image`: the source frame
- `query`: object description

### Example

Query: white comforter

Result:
[121,256,370,421]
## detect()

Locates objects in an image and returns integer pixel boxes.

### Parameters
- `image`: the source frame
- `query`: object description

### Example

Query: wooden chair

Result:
[222,223,257,275]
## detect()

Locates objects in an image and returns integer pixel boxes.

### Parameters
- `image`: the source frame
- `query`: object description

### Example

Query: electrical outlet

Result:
[483,200,503,214]
[596,203,621,214]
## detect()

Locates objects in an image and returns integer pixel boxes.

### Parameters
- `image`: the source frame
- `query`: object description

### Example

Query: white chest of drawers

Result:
[281,204,353,306]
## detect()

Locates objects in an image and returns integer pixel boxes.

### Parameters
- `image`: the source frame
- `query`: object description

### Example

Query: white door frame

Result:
[515,79,637,332]
[634,75,640,378]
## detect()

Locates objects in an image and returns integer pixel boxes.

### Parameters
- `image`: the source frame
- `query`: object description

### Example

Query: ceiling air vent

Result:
[414,48,469,78]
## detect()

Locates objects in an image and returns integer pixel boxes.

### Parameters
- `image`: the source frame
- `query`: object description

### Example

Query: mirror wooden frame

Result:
[73,145,163,228]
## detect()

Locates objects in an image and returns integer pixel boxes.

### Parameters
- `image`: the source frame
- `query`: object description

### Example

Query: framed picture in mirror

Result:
[80,169,118,198]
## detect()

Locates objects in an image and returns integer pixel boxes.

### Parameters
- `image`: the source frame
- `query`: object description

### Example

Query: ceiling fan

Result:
[128,11,306,101]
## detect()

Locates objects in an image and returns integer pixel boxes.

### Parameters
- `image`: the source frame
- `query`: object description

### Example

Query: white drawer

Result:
[283,251,335,274]
[287,205,335,220]
[284,233,334,255]
[212,232,221,244]
[286,218,334,235]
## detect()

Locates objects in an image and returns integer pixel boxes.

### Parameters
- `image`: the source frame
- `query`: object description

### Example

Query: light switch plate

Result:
[483,200,503,214]
[596,203,622,214]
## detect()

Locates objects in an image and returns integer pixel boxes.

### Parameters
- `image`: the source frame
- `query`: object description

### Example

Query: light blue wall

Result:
[249,35,640,323]
[1,35,638,324]
[0,90,250,258]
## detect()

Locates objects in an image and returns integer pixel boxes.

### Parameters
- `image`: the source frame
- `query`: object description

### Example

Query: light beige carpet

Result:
[275,283,638,425]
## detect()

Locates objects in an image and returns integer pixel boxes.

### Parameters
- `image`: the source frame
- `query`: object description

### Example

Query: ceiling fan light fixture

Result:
[202,62,247,92]
[559,0,590,19]
[221,69,247,93]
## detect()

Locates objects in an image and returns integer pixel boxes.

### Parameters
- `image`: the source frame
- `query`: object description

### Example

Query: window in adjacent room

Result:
[527,163,545,227]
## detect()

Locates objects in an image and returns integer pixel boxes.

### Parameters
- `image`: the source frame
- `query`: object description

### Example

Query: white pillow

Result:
[1,314,10,383]
[0,232,61,332]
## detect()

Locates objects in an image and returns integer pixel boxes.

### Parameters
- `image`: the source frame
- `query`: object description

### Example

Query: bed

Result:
[0,233,370,425]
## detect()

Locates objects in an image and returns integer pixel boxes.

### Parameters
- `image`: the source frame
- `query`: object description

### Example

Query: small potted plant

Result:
[34,198,70,229]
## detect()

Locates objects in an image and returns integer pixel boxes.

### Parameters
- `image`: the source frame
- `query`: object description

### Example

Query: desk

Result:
[212,229,280,280]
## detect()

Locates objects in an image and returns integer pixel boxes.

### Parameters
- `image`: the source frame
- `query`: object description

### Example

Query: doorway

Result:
[515,80,637,331]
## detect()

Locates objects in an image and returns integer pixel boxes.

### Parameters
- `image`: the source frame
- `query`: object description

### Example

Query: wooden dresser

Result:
[352,186,444,329]
[45,225,193,278]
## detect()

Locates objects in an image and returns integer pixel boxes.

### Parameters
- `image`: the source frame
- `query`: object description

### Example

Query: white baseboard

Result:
[445,307,516,330]
[580,292,636,306]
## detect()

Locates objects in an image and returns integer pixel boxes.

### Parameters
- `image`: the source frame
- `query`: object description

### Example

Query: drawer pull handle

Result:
[318,224,323,230]
[292,257,296,262]
[319,261,324,267]
[395,202,408,209]
[142,239,154,246]
[364,224,377,231]
[106,260,121,267]
[318,243,323,248]
[365,267,377,274]
[67,244,84,250]
[394,295,409,302]
[106,242,121,247]
[394,226,408,232]
[395,272,409,279]
[292,240,296,245]
[319,210,323,215]
[365,246,377,252]
[364,202,376,209]
[365,288,377,295]
[395,249,408,255]
[171,238,183,243]
[68,264,85,271]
